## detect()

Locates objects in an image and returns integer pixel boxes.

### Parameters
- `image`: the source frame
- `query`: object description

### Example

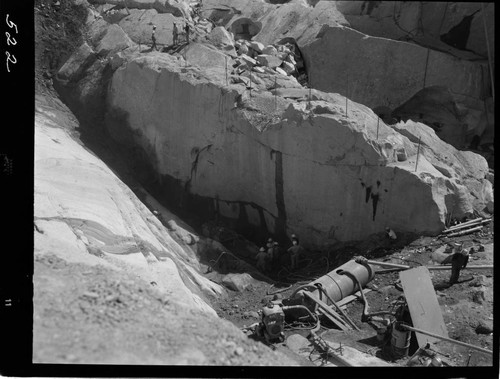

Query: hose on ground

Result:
[282,305,321,335]
[266,283,293,296]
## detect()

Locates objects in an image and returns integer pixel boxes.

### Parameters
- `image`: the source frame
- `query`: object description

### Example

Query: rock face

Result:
[336,1,495,59]
[103,53,491,245]
[202,0,493,151]
[117,8,182,46]
[209,26,234,49]
[34,92,299,365]
[89,0,189,18]
[56,42,96,82]
[35,94,222,317]
[301,25,487,112]
[55,2,493,248]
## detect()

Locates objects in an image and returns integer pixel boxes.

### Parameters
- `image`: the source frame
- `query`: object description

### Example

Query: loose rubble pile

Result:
[231,39,307,85]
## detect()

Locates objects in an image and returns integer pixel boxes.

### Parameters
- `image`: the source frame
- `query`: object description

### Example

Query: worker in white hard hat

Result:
[288,239,304,270]
[385,227,397,240]
[256,247,268,272]
[151,25,158,51]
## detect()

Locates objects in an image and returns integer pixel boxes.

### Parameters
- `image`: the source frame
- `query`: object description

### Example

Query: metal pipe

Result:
[427,265,493,271]
[307,259,375,303]
[445,226,483,237]
[443,217,484,232]
[400,324,493,355]
[365,260,410,269]
[443,218,490,233]
[290,284,318,299]
[314,284,360,331]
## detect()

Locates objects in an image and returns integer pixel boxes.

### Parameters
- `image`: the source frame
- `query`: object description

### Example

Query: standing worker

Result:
[272,241,281,269]
[172,23,179,46]
[256,247,268,272]
[287,235,304,270]
[449,244,469,284]
[184,23,190,44]
[151,25,158,51]
[385,227,397,240]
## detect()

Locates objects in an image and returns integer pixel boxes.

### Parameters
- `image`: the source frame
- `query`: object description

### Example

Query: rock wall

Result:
[54,2,493,248]
[203,0,493,150]
[35,93,224,316]
[301,25,487,111]
[336,1,495,60]
[105,52,491,245]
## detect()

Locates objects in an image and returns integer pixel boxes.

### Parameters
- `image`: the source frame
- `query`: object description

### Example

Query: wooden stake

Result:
[309,85,312,110]
[345,72,348,117]
[225,55,228,86]
[376,116,380,140]
[274,77,277,110]
[481,3,495,101]
[415,136,421,171]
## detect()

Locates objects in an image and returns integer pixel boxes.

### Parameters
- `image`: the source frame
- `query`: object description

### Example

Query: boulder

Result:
[431,245,452,264]
[209,26,234,48]
[475,320,493,335]
[184,43,229,80]
[239,53,257,67]
[109,51,126,70]
[284,53,296,65]
[275,66,287,76]
[243,311,260,319]
[221,273,255,292]
[252,66,265,74]
[255,54,282,68]
[392,120,493,217]
[56,42,96,82]
[96,24,135,57]
[237,43,249,55]
[249,41,265,53]
[105,53,491,244]
[472,288,486,304]
[262,45,278,56]
[301,26,487,112]
[281,61,295,75]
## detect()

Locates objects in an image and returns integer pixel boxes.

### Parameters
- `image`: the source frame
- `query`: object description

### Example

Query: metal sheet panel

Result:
[399,266,448,347]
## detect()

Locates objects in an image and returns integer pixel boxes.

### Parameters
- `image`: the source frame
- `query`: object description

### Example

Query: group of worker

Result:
[151,23,190,51]
[255,234,305,274]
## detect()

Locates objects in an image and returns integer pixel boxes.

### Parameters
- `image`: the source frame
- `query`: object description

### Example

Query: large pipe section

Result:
[293,259,375,304]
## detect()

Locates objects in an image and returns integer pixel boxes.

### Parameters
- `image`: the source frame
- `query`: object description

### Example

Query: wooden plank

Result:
[336,289,372,307]
[399,266,448,347]
[317,308,349,331]
[303,292,350,331]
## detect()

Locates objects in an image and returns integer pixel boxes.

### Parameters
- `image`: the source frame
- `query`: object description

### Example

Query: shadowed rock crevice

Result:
[440,10,479,51]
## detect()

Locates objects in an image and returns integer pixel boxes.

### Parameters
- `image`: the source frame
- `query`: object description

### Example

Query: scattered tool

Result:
[400,324,493,356]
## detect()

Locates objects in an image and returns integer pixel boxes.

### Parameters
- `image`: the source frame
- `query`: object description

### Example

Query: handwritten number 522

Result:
[5,14,18,73]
